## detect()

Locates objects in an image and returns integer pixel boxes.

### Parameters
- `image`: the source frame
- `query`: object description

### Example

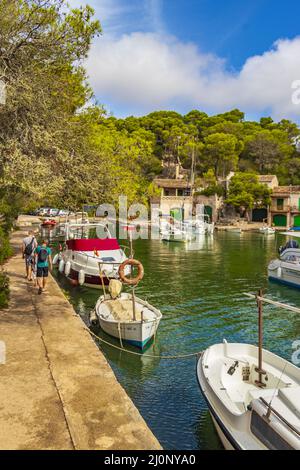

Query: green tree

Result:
[226,172,271,215]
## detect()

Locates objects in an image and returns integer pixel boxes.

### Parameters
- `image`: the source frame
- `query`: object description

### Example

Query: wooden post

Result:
[255,289,267,387]
[128,227,137,321]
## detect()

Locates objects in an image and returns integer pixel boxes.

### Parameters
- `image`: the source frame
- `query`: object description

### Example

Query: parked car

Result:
[47,208,60,217]
[37,207,50,216]
[58,209,70,217]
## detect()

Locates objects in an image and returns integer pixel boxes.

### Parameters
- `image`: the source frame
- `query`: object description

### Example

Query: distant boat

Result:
[197,292,300,450]
[259,226,275,235]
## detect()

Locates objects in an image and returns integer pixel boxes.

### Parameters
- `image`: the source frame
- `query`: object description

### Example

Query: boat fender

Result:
[53,254,59,265]
[58,259,65,273]
[119,259,144,286]
[89,309,98,326]
[78,270,85,286]
[65,261,71,277]
[277,266,282,278]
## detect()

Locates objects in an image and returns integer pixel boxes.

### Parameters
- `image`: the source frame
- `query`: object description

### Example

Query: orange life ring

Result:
[118,259,144,285]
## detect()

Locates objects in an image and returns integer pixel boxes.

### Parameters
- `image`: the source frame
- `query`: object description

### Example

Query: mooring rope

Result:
[85,326,202,359]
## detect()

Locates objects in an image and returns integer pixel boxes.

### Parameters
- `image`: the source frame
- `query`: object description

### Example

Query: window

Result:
[177,189,183,196]
[250,411,293,450]
[277,199,284,210]
[164,189,170,196]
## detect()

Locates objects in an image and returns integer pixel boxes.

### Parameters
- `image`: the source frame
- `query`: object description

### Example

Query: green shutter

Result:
[294,215,300,227]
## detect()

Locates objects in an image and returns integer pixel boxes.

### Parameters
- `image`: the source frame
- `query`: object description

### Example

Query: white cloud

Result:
[87,32,300,120]
[67,1,300,120]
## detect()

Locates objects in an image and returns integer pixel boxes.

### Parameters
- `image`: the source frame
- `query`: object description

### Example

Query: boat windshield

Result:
[250,410,294,450]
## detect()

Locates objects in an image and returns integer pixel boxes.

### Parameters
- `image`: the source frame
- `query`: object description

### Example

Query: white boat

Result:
[197,292,300,450]
[161,223,195,243]
[95,290,162,349]
[268,234,300,289]
[260,226,276,235]
[55,223,128,288]
[197,341,300,449]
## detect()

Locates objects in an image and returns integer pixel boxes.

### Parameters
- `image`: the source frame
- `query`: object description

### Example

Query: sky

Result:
[68,0,300,122]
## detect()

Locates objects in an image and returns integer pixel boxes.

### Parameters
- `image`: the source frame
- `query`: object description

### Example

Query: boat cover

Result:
[66,238,120,251]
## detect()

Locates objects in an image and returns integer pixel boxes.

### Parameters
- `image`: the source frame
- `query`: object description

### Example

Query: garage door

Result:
[294,215,300,227]
[273,214,287,227]
[252,208,268,222]
[205,206,213,222]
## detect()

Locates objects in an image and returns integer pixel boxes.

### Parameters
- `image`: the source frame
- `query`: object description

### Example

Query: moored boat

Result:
[95,285,162,349]
[197,342,300,449]
[55,223,128,288]
[197,292,300,450]
[268,234,300,288]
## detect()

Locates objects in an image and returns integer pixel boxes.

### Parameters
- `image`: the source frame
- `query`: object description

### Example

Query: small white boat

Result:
[95,289,162,349]
[197,341,300,449]
[268,235,300,289]
[197,292,300,450]
[260,226,276,235]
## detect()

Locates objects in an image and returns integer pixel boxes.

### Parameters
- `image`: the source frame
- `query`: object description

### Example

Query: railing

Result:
[161,196,193,201]
[259,397,300,438]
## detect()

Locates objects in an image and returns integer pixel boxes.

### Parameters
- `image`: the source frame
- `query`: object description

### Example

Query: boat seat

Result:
[105,299,145,322]
[278,388,300,419]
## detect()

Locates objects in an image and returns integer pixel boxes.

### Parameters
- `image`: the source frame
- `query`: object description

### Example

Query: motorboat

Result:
[259,226,276,235]
[55,223,128,288]
[95,280,162,349]
[268,234,300,288]
[41,219,57,228]
[197,342,300,449]
[161,222,195,243]
[197,292,300,450]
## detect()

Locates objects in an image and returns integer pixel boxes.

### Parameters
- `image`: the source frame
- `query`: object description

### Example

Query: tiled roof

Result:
[272,186,300,195]
[258,175,277,182]
[154,178,191,189]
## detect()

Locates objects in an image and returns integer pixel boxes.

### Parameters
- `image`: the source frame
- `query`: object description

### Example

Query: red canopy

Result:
[66,238,120,251]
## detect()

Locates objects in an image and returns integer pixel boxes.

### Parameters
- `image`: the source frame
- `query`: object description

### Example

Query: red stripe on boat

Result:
[66,238,120,251]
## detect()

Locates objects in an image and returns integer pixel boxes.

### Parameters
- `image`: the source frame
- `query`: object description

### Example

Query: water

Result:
[49,230,300,450]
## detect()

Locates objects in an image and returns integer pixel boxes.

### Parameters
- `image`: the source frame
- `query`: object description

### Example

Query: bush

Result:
[0,272,9,308]
[0,228,13,264]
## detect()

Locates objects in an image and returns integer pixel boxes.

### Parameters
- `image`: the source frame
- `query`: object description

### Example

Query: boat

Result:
[259,225,275,235]
[160,216,195,243]
[95,280,162,349]
[197,292,300,450]
[41,219,57,228]
[55,223,129,288]
[268,233,300,288]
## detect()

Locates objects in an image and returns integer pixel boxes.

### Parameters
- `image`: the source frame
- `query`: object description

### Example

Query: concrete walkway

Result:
[0,217,161,450]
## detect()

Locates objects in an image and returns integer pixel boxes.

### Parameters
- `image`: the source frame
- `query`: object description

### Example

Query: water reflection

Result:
[49,230,300,450]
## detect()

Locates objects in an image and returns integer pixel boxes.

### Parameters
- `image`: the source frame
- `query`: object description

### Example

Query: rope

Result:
[85,326,202,360]
[244,292,300,314]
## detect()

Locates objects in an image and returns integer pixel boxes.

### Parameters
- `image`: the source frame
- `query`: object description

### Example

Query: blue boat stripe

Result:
[269,276,300,289]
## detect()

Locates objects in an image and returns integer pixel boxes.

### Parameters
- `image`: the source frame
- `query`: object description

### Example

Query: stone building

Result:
[268,186,300,228]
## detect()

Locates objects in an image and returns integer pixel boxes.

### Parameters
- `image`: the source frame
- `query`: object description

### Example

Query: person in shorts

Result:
[22,230,38,281]
[35,240,52,295]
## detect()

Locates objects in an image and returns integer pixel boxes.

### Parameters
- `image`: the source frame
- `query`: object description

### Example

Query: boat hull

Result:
[268,259,300,289]
[95,294,162,349]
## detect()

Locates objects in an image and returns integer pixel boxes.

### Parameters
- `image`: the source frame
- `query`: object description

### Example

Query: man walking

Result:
[35,240,52,295]
[22,230,37,281]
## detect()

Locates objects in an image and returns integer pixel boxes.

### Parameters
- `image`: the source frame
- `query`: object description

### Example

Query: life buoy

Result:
[118,259,144,285]
[65,261,71,277]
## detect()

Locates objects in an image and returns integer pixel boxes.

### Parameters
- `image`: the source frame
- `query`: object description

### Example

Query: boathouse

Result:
[268,186,300,228]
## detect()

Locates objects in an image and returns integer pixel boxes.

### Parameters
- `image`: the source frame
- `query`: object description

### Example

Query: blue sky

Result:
[69,0,300,122]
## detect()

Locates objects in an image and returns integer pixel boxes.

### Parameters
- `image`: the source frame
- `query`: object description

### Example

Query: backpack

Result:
[24,237,35,256]
[38,248,48,263]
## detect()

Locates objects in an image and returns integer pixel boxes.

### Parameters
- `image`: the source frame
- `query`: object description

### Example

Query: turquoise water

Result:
[49,231,300,450]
